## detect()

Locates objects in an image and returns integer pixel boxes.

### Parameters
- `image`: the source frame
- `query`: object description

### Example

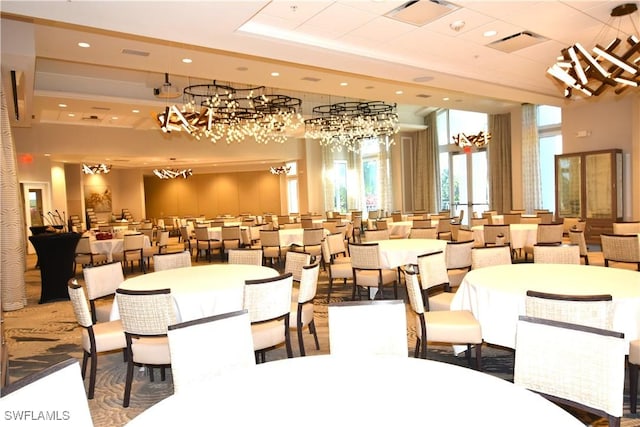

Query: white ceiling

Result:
[1,0,639,170]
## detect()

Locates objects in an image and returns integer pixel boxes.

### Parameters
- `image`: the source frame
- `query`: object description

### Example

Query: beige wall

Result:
[143,170,281,220]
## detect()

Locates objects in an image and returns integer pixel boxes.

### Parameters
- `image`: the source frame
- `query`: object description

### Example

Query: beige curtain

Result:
[412,112,439,212]
[321,143,336,214]
[1,86,27,311]
[521,104,542,213]
[378,137,393,215]
[488,113,512,214]
[346,149,362,211]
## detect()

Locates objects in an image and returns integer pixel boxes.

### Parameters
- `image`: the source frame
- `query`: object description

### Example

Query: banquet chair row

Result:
[349,242,398,300]
[514,291,624,427]
[74,236,108,274]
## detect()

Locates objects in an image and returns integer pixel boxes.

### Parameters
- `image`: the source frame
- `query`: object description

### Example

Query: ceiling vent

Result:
[122,48,150,57]
[385,0,458,26]
[153,73,181,99]
[301,76,321,82]
[487,31,547,53]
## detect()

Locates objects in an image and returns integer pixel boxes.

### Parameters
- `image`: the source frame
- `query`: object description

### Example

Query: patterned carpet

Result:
[3,250,640,426]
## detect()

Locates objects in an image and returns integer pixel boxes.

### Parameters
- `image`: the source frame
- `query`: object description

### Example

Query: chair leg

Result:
[284,320,293,358]
[297,311,306,357]
[88,349,98,399]
[81,351,89,379]
[630,360,638,413]
[327,277,334,304]
[476,343,482,371]
[413,338,420,358]
[309,319,320,350]
[123,359,134,407]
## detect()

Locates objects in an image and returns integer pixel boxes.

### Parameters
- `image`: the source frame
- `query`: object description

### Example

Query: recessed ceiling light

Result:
[271,72,280,77]
[182,58,192,63]
[44,153,51,157]
[450,20,465,32]
[483,30,497,37]
[443,97,450,101]
[340,82,348,86]
[78,42,90,48]
[111,116,118,120]
[68,113,75,117]
[365,86,374,89]
[132,109,140,113]
[395,90,404,95]
[58,103,67,108]
[237,66,248,71]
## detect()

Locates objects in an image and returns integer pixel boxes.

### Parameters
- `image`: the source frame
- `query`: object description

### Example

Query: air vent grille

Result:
[385,0,458,26]
[301,76,321,82]
[487,31,547,53]
[121,48,150,57]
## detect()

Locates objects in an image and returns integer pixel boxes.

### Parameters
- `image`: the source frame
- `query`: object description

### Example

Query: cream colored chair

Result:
[532,243,580,265]
[74,236,107,274]
[167,310,255,394]
[514,315,625,427]
[0,358,94,426]
[524,290,613,329]
[290,228,323,261]
[259,229,285,267]
[67,279,126,399]
[482,224,511,247]
[412,219,432,228]
[417,251,455,312]
[408,227,437,239]
[562,217,585,237]
[194,226,222,263]
[630,339,640,414]
[321,239,353,303]
[289,263,320,356]
[221,225,242,256]
[82,261,125,323]
[153,250,192,271]
[244,273,294,362]
[116,287,176,407]
[613,221,640,234]
[445,239,474,288]
[364,229,390,242]
[114,233,146,274]
[228,248,263,266]
[471,246,512,269]
[568,228,589,264]
[328,300,407,357]
[349,242,398,300]
[404,267,482,368]
[601,233,640,271]
[284,251,311,283]
[524,223,564,261]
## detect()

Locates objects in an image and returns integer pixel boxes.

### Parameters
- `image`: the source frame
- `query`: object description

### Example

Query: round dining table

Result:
[124,355,584,427]
[110,264,279,322]
[90,235,151,262]
[471,223,538,249]
[372,238,447,269]
[451,263,640,353]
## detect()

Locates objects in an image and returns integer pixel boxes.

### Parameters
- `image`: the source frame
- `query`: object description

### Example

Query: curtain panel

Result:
[521,104,542,213]
[488,113,512,214]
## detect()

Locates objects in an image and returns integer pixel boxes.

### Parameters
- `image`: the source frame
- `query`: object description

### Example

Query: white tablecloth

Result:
[90,235,151,262]
[387,221,413,238]
[110,264,279,322]
[373,238,447,269]
[207,226,249,244]
[125,355,583,427]
[471,223,538,249]
[278,228,328,247]
[451,263,640,353]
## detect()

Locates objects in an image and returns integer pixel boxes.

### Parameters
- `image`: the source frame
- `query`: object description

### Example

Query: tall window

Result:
[285,161,299,214]
[437,109,489,221]
[537,105,562,211]
[333,160,348,212]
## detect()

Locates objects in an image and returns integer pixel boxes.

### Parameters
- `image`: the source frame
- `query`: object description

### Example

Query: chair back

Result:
[228,249,263,266]
[116,288,176,336]
[412,219,431,228]
[123,233,145,251]
[409,227,437,239]
[300,218,314,229]
[364,229,389,242]
[502,213,521,224]
[537,211,554,224]
[520,216,542,224]
[349,243,381,270]
[153,251,192,271]
[391,212,403,222]
[612,221,640,234]
[75,236,92,254]
[514,316,625,423]
[168,310,255,394]
[67,279,94,328]
[156,230,170,250]
[533,243,580,264]
[326,232,347,257]
[243,273,293,324]
[297,263,320,304]
[568,229,589,259]
[483,224,510,245]
[417,251,449,292]
[446,240,474,270]
[194,227,210,241]
[322,221,338,234]
[83,262,124,301]
[259,230,281,248]
[456,228,475,244]
[302,228,324,246]
[284,251,311,282]
[562,217,584,235]
[524,290,613,330]
[403,267,425,315]
[601,233,640,264]
[536,223,564,244]
[375,219,388,230]
[328,300,407,357]
[471,246,512,269]
[470,218,489,227]
[0,359,94,426]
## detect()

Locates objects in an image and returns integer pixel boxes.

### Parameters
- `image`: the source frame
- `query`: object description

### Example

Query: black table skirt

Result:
[28,232,81,303]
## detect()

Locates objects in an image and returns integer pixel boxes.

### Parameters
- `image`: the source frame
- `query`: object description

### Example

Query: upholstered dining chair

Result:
[259,229,285,267]
[82,261,125,323]
[523,290,613,330]
[67,279,126,399]
[436,218,452,240]
[194,226,222,263]
[630,339,640,414]
[445,239,474,288]
[408,227,437,239]
[568,229,590,264]
[167,310,255,394]
[403,267,482,368]
[290,227,323,262]
[179,226,196,256]
[416,251,455,312]
[348,242,398,300]
[532,243,580,265]
[228,248,263,266]
[612,221,640,234]
[524,223,564,261]
[364,229,390,242]
[116,287,176,407]
[470,245,512,270]
[328,300,407,357]
[114,233,146,274]
[153,250,192,272]
[514,316,625,427]
[284,251,311,283]
[221,225,242,258]
[601,233,640,271]
[482,224,511,247]
[412,219,432,228]
[289,263,320,356]
[562,217,585,237]
[74,236,107,274]
[243,273,294,363]
[0,358,94,426]
[321,238,353,303]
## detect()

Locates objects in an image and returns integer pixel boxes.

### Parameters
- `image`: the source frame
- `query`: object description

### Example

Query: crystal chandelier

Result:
[82,163,111,174]
[451,131,491,153]
[270,164,291,175]
[304,101,399,152]
[152,168,193,179]
[546,3,639,98]
[156,81,303,144]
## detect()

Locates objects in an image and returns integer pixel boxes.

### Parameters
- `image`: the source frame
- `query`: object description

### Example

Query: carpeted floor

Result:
[3,245,640,426]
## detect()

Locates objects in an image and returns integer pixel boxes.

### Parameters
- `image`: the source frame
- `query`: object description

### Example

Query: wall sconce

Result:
[82,163,111,174]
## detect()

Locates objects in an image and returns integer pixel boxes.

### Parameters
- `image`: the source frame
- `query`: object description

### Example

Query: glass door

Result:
[450,150,488,226]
